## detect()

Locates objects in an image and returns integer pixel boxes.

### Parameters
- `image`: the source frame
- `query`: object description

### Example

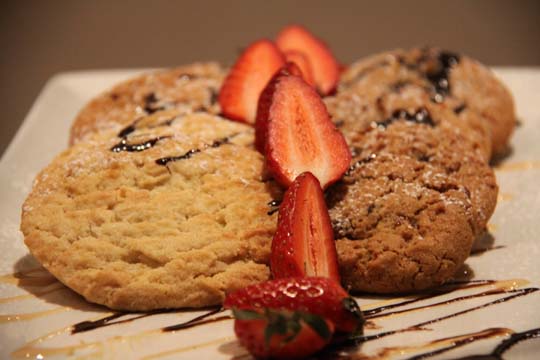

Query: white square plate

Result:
[1,68,539,359]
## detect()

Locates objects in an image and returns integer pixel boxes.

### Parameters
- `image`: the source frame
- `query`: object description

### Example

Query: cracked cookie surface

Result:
[23,113,279,310]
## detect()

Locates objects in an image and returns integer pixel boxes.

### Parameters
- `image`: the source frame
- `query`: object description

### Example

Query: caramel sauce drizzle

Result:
[2,271,538,359]
[357,328,513,360]
[0,307,70,324]
[0,267,58,287]
[0,283,64,304]
[495,161,540,172]
[7,278,538,359]
[11,309,231,359]
[497,192,513,202]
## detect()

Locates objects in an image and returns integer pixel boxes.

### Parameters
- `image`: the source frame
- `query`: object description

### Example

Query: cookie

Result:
[70,62,225,145]
[338,47,516,156]
[325,116,497,292]
[325,79,498,293]
[22,112,281,310]
[329,153,477,293]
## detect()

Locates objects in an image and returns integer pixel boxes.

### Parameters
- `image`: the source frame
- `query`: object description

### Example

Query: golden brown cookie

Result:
[70,62,225,145]
[22,112,280,310]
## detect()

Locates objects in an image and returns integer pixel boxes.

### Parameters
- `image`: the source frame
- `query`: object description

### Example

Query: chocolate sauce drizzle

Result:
[110,136,170,153]
[117,115,180,138]
[343,49,461,103]
[362,279,496,317]
[409,327,540,360]
[346,153,377,176]
[366,286,532,321]
[72,313,125,334]
[143,93,166,114]
[155,133,238,166]
[376,108,435,129]
[162,307,231,332]
[209,88,219,105]
[65,279,539,359]
[454,103,467,115]
[352,287,538,343]
[72,309,174,334]
[267,199,282,216]
[117,120,140,138]
[426,51,460,100]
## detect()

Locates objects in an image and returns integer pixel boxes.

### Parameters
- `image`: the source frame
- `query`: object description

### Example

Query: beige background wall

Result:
[1,0,539,156]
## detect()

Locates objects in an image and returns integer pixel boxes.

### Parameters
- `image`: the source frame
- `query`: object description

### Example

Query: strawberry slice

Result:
[263,74,351,188]
[254,63,304,153]
[225,277,364,335]
[276,25,340,95]
[218,39,285,124]
[232,308,334,359]
[271,172,341,282]
[283,50,315,86]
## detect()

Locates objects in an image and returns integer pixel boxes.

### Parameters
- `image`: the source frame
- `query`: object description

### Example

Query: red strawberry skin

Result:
[271,172,341,282]
[264,75,351,189]
[233,311,334,359]
[219,39,285,124]
[276,25,340,95]
[224,277,364,334]
[284,50,315,86]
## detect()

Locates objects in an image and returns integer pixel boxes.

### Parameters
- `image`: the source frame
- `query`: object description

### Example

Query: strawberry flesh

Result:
[272,172,341,282]
[284,50,315,86]
[263,75,351,188]
[219,39,285,124]
[255,63,303,153]
[276,25,340,95]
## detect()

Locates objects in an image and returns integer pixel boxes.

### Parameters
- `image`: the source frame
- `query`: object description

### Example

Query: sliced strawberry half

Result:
[225,277,364,335]
[284,50,315,86]
[276,25,340,95]
[263,75,351,188]
[271,172,341,282]
[254,63,304,153]
[218,39,285,124]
